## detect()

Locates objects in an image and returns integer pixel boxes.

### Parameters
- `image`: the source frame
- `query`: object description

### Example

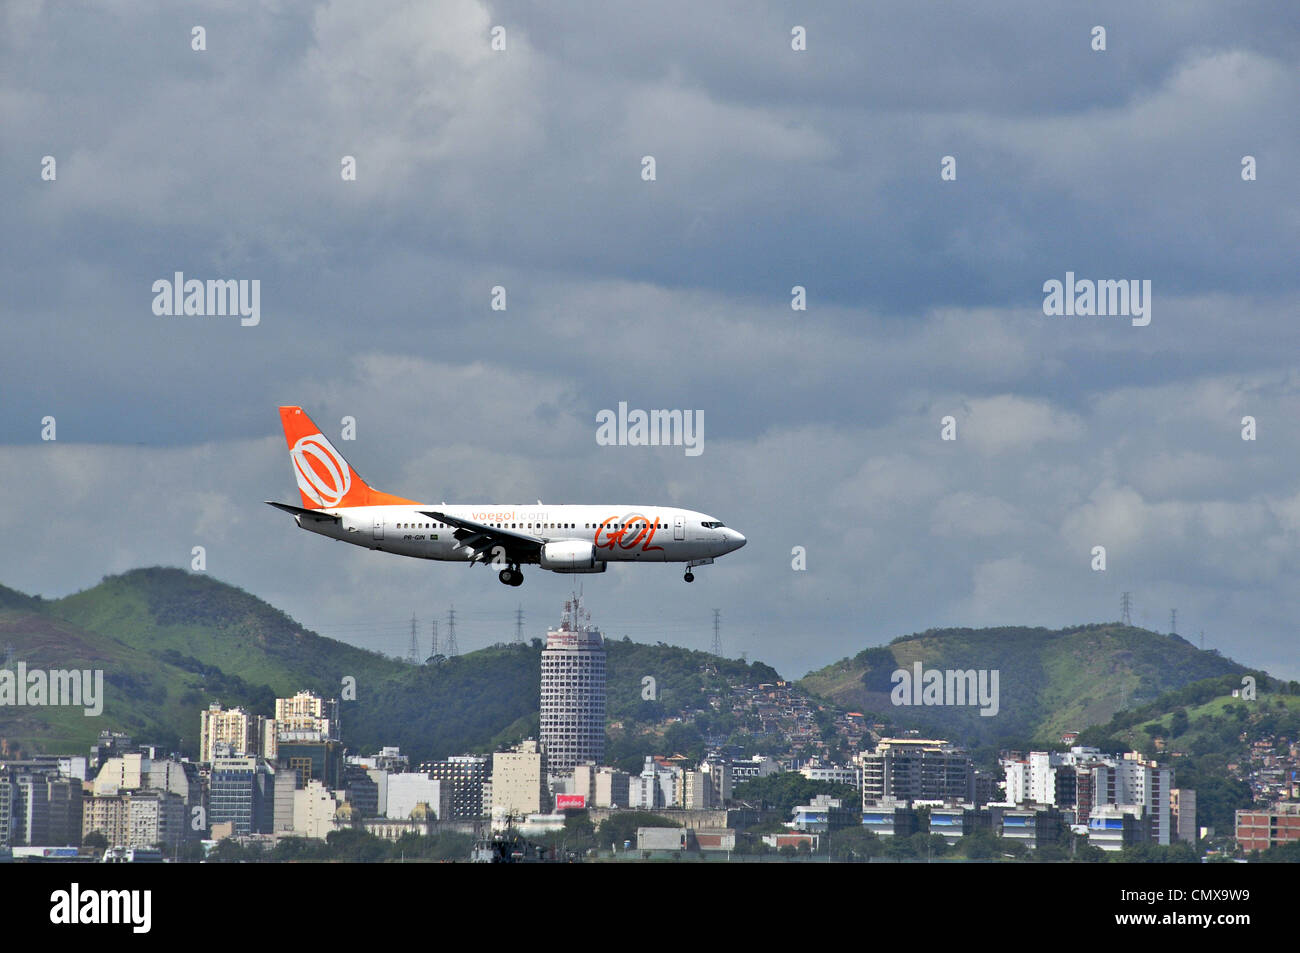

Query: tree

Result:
[663,721,706,760]
[538,814,597,857]
[1169,708,1190,737]
[959,829,999,860]
[1034,842,1068,862]
[208,839,251,863]
[173,841,207,862]
[596,812,678,850]
[884,836,916,860]
[83,831,108,850]
[273,836,326,862]
[729,773,858,815]
[1115,841,1198,863]
[323,828,390,862]
[828,825,882,861]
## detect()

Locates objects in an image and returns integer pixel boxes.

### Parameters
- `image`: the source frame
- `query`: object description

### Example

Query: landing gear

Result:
[499,566,524,587]
[682,557,712,583]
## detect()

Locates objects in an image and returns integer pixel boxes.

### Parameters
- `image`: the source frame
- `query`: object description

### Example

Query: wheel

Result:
[499,569,514,585]
[684,571,695,583]
[509,571,524,587]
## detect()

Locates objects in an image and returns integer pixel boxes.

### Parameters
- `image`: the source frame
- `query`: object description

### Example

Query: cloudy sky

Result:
[2,1,1298,681]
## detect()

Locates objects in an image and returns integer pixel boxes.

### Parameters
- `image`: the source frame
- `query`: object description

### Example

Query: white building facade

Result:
[539,597,606,772]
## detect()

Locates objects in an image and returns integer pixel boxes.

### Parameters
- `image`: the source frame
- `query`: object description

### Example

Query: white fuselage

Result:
[295,503,746,565]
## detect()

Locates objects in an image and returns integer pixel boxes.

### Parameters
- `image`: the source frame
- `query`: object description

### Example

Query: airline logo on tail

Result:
[290,433,352,507]
[277,405,417,510]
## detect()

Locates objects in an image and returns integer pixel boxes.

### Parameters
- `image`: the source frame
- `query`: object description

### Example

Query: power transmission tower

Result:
[1170,608,1177,636]
[711,609,721,656]
[514,605,525,644]
[407,614,420,664]
[446,605,459,657]
[430,620,439,657]
[1120,592,1132,626]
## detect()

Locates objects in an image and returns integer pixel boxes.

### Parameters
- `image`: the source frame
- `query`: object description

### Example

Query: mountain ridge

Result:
[797,623,1252,745]
[0,568,1265,759]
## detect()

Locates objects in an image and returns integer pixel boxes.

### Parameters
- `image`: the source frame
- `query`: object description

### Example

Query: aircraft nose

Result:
[727,529,747,551]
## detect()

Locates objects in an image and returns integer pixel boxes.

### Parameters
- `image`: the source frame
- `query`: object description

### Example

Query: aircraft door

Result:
[673,515,685,540]
[373,518,384,540]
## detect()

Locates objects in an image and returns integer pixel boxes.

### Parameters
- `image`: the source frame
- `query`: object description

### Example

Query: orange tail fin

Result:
[278,406,416,509]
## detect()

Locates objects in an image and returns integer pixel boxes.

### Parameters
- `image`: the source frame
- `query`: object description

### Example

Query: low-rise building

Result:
[1000,807,1063,850]
[1088,804,1149,852]
[292,779,343,840]
[862,802,922,839]
[789,794,858,833]
[83,790,184,849]
[594,767,630,809]
[492,741,549,819]
[636,827,687,851]
[387,773,448,821]
[928,806,994,844]
[763,832,818,851]
[364,803,436,841]
[423,756,488,818]
[1236,802,1300,851]
[692,828,736,851]
[1171,788,1197,844]
[799,761,861,788]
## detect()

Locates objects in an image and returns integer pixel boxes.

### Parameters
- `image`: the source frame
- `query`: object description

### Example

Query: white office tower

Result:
[540,595,606,771]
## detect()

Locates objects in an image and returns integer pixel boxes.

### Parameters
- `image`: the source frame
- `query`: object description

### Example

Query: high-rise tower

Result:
[539,594,606,772]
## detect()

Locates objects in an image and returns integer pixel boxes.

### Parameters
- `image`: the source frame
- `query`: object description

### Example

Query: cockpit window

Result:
[702,521,726,529]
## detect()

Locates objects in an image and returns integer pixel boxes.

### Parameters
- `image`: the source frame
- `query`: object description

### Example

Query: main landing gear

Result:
[498,566,524,587]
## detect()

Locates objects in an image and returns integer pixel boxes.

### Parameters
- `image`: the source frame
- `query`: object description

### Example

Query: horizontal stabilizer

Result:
[265,501,341,522]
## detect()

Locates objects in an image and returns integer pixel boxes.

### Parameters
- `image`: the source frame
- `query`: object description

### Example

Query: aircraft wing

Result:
[420,510,544,563]
[265,501,341,523]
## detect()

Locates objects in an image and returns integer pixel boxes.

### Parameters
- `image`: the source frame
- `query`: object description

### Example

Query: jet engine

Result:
[539,540,606,573]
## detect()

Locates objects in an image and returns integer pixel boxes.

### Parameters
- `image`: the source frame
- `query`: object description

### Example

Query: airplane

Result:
[266,406,746,586]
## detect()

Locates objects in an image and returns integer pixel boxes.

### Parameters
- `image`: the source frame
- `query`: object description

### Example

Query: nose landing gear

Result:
[682,558,712,583]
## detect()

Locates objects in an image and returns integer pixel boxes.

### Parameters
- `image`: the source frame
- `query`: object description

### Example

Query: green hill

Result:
[0,571,1269,765]
[0,568,780,763]
[0,568,409,757]
[798,623,1250,746]
[1072,673,1300,832]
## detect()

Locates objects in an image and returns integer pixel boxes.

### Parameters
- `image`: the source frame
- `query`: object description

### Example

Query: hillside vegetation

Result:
[798,624,1249,746]
[0,568,780,762]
